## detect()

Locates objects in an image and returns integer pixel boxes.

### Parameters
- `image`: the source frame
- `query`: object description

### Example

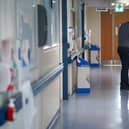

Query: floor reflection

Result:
[52,67,129,129]
[120,90,129,129]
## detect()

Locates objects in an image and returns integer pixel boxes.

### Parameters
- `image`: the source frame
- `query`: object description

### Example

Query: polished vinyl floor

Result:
[52,66,129,129]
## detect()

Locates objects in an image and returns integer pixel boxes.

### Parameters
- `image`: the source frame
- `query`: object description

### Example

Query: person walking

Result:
[118,21,129,90]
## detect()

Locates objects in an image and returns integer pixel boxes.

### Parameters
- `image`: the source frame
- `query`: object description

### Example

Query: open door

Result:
[101,11,112,62]
[101,10,129,63]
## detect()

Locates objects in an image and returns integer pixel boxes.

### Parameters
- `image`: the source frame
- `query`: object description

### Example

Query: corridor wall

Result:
[0,0,61,129]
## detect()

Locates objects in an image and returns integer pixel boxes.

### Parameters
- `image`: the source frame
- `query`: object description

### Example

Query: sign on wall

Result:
[16,0,36,69]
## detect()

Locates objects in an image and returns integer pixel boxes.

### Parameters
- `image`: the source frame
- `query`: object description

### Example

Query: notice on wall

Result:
[0,40,12,63]
[16,0,36,69]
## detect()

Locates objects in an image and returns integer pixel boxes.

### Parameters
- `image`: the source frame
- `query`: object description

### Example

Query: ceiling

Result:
[81,0,129,8]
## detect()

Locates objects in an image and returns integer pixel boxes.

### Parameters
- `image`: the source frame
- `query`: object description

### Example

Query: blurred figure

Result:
[118,22,129,90]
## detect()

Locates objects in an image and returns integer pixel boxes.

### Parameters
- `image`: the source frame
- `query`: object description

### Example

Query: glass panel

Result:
[43,0,59,48]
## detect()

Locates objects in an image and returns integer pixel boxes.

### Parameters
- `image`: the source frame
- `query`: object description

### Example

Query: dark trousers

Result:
[118,46,129,88]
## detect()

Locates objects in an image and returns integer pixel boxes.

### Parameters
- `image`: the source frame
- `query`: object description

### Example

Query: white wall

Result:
[33,77,60,129]
[33,0,60,81]
[0,0,16,40]
[24,0,61,128]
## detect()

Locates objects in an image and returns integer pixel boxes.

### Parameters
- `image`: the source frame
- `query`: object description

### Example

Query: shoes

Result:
[120,86,129,90]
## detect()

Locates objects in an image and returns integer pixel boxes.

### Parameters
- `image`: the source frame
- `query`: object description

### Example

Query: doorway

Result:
[101,9,129,64]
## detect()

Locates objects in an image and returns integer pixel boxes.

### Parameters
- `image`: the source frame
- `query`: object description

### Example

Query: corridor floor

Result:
[52,66,129,129]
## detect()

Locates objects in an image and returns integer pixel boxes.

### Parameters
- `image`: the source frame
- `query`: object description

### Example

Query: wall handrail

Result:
[32,64,63,96]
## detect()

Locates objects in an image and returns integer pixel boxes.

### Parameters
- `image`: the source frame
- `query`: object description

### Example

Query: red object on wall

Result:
[6,107,15,121]
[6,99,16,121]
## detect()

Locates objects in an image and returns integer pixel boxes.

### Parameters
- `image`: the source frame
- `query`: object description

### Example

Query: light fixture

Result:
[43,45,50,50]
[51,43,58,47]
[111,3,115,6]
[125,3,129,6]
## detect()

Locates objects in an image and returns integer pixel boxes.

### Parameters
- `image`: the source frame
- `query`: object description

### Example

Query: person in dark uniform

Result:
[118,21,129,90]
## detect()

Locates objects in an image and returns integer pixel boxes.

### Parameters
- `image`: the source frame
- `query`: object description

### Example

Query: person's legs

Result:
[118,47,129,89]
[121,65,128,88]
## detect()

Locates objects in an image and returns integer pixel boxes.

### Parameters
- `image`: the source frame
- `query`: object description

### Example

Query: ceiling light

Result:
[111,3,115,6]
[125,3,129,6]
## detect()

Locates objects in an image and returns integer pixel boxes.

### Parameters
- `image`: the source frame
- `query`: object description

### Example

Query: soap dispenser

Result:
[6,99,16,121]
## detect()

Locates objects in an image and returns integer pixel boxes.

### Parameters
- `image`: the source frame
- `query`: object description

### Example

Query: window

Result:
[43,0,59,49]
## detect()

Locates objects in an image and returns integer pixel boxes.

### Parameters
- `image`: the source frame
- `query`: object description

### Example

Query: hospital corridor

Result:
[0,0,129,129]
